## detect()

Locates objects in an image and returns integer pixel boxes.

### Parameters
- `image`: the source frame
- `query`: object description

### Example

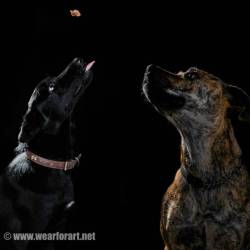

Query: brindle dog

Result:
[143,65,250,250]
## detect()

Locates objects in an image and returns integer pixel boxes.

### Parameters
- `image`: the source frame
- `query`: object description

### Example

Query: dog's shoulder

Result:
[164,169,187,201]
[161,169,188,218]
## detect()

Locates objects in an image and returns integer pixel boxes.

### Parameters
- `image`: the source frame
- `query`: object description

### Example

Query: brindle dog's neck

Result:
[180,119,242,181]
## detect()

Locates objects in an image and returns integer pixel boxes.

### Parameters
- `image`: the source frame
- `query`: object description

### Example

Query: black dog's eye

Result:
[48,82,55,93]
[185,70,199,81]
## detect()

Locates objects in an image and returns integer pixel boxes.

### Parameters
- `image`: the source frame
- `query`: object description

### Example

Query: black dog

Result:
[0,58,94,250]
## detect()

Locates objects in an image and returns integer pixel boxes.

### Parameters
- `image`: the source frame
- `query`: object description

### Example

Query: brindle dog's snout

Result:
[143,65,185,111]
[145,64,180,88]
[145,64,167,87]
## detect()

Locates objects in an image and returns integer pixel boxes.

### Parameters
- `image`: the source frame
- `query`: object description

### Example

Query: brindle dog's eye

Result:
[48,82,55,93]
[185,71,199,81]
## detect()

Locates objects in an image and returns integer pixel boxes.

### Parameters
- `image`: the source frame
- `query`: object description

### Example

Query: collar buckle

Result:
[64,161,69,171]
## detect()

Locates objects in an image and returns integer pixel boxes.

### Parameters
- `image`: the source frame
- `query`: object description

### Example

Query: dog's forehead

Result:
[28,77,51,108]
[177,67,199,76]
[177,67,198,74]
[178,68,222,82]
[176,68,224,93]
[199,71,226,94]
[197,69,217,78]
[192,68,222,80]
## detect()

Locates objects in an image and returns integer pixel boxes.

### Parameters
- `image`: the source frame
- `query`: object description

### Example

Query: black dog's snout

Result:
[65,57,87,76]
[73,57,85,66]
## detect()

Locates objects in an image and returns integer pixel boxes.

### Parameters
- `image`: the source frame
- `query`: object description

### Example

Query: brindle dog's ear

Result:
[226,85,250,123]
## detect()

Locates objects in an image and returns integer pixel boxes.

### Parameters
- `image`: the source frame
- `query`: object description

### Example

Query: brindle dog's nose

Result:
[146,64,156,75]
[145,64,156,81]
[145,64,163,83]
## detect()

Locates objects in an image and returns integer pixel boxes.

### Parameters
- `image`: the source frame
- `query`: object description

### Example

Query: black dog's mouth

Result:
[85,61,95,72]
[73,60,95,97]
[74,84,83,97]
[143,65,185,111]
[59,58,95,81]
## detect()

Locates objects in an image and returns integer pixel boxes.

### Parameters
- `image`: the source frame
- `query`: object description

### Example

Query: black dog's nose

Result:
[73,57,84,65]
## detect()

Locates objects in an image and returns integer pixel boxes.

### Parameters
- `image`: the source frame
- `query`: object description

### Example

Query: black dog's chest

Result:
[1,171,74,232]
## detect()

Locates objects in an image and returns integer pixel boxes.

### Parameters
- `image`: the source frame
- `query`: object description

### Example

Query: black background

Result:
[1,1,250,249]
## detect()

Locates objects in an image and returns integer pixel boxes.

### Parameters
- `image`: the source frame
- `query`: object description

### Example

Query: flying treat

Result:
[70,9,81,17]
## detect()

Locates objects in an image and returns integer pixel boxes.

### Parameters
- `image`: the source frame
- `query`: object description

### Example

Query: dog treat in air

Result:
[70,9,81,17]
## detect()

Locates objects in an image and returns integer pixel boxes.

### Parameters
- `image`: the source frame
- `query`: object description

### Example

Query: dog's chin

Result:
[73,74,93,97]
[143,82,185,112]
[65,59,95,97]
[77,61,95,95]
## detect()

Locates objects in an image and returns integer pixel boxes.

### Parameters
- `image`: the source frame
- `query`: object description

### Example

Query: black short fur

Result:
[0,58,94,250]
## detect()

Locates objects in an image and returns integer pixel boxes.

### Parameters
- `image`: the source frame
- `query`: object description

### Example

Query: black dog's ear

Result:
[226,84,250,123]
[18,108,46,143]
[43,119,62,135]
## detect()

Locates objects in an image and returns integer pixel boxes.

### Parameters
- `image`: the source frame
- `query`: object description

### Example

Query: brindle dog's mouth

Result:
[143,82,185,110]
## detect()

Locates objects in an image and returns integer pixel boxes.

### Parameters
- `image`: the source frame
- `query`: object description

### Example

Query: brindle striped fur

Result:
[143,65,250,250]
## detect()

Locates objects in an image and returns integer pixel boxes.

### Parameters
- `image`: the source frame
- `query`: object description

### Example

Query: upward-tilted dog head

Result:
[18,58,95,143]
[143,65,250,135]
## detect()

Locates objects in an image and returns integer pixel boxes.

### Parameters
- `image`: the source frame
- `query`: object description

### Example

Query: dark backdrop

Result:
[1,1,250,250]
